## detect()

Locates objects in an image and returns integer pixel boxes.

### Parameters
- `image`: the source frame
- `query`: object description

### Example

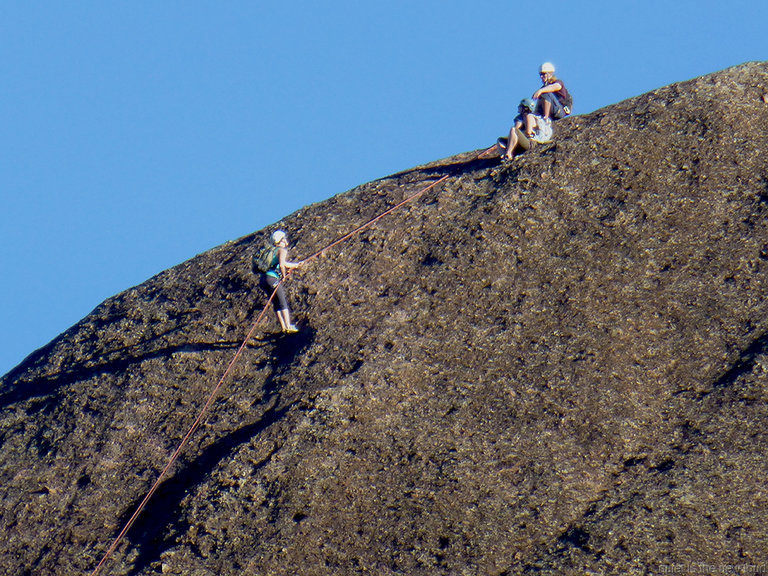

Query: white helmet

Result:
[540,62,555,74]
[271,230,287,245]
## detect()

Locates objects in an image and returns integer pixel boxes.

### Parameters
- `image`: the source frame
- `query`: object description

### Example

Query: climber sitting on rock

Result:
[533,62,572,121]
[253,230,302,333]
[497,98,552,161]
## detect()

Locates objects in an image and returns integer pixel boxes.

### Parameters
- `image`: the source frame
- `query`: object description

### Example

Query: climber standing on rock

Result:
[254,230,302,333]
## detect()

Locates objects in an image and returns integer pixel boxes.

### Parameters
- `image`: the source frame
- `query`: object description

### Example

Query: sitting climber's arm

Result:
[533,81,563,100]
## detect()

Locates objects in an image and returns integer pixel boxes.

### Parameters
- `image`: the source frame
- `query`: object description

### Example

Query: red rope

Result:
[89,288,280,576]
[301,146,496,266]
[89,145,495,574]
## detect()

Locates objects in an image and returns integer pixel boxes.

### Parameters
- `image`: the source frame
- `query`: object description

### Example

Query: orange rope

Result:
[89,145,495,575]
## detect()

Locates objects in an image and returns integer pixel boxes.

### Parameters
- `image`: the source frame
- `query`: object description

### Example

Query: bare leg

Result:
[276,310,288,331]
[525,114,536,137]
[503,125,519,160]
[542,98,552,120]
[278,309,297,332]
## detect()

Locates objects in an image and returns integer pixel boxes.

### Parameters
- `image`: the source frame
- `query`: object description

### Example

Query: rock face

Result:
[3,62,768,576]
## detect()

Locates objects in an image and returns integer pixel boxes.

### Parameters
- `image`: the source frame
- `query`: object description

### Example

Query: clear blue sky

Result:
[1,1,765,376]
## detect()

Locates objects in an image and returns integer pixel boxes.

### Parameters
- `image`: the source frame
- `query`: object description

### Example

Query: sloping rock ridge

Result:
[2,62,768,576]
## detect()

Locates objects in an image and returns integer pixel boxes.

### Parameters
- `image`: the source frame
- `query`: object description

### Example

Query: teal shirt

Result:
[265,249,281,278]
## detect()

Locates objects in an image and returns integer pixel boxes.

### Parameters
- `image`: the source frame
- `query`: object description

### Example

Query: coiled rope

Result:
[89,146,495,575]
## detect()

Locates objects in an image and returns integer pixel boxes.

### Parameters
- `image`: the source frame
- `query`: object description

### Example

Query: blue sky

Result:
[1,1,766,376]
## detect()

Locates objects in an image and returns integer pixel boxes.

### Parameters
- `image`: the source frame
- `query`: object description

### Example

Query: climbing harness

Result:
[89,145,495,575]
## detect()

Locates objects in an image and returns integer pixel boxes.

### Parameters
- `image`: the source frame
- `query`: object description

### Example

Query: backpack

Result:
[559,83,573,115]
[253,245,278,273]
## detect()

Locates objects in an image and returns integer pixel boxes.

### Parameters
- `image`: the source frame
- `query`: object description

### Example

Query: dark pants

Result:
[537,92,565,119]
[261,274,289,312]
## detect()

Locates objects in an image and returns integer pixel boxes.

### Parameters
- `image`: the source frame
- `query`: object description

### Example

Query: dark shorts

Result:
[262,274,289,312]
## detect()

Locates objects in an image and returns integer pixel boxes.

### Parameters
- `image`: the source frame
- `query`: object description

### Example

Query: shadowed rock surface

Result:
[2,62,768,576]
